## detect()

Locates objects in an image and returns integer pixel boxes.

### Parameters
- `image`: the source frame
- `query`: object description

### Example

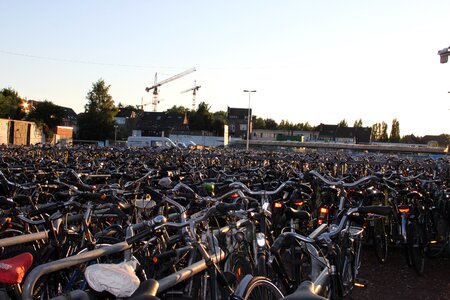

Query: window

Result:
[240,124,247,131]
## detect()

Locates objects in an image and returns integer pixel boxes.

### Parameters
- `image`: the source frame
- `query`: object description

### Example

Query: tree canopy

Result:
[27,100,65,141]
[0,88,26,120]
[389,118,400,142]
[338,119,348,127]
[77,79,118,140]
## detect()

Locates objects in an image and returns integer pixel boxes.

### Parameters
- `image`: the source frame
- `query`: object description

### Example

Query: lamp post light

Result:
[243,90,256,151]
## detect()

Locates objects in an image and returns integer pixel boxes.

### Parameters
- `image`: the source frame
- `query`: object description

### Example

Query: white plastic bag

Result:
[85,260,140,297]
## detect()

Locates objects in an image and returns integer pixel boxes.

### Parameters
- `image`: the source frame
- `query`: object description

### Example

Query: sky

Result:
[1,0,449,136]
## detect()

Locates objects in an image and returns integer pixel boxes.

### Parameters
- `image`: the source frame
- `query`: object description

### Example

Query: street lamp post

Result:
[243,90,256,151]
[114,125,118,145]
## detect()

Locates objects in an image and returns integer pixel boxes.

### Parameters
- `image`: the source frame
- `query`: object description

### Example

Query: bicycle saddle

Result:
[0,196,16,209]
[0,252,33,284]
[128,279,160,300]
[282,281,327,300]
[286,207,310,220]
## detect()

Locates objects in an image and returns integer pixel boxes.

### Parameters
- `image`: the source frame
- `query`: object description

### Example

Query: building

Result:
[317,124,339,142]
[132,112,187,137]
[226,107,252,139]
[421,135,450,148]
[114,107,138,126]
[317,124,372,144]
[59,106,78,129]
[25,100,78,132]
[252,129,319,142]
[0,118,44,145]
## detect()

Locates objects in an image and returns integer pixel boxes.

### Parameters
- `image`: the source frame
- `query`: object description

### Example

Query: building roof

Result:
[227,107,251,118]
[421,135,450,147]
[135,112,186,131]
[115,107,138,118]
[317,124,338,137]
[317,124,372,143]
[335,126,354,138]
[59,106,78,119]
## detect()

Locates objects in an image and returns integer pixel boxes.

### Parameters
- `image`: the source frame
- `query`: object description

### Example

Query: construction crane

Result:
[145,67,196,111]
[181,80,201,111]
[137,97,153,110]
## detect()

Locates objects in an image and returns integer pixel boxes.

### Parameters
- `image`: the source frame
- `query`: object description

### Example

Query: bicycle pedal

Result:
[354,278,369,288]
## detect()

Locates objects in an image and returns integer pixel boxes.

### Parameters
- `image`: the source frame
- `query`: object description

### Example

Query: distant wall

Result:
[169,134,225,147]
[0,119,8,144]
[0,118,45,145]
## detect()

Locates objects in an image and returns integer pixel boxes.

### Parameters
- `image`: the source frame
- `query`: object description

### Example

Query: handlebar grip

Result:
[143,186,164,201]
[28,202,65,217]
[108,206,129,220]
[126,227,153,245]
[74,182,95,192]
[153,250,177,262]
[358,206,392,216]
[216,202,242,214]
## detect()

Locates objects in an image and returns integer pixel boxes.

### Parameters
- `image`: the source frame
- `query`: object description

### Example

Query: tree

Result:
[338,119,348,127]
[401,134,419,144]
[295,122,313,131]
[165,105,189,115]
[189,102,212,131]
[254,117,266,129]
[279,119,295,130]
[77,79,118,140]
[380,121,389,142]
[389,118,401,142]
[211,111,227,136]
[264,118,278,130]
[371,123,381,141]
[0,88,26,120]
[353,119,363,128]
[27,100,65,142]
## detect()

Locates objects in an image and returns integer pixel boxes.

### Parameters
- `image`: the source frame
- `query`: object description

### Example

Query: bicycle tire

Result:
[425,210,449,258]
[231,255,254,283]
[373,218,388,264]
[407,221,425,276]
[234,276,284,300]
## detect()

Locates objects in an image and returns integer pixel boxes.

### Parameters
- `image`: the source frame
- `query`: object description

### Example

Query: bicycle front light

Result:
[256,232,266,248]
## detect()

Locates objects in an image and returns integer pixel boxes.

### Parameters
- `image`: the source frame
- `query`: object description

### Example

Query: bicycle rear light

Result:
[274,202,283,208]
[354,282,366,288]
[398,207,410,214]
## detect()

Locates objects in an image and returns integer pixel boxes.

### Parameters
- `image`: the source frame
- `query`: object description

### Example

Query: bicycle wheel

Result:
[407,221,425,276]
[373,218,388,264]
[425,210,449,258]
[234,276,284,300]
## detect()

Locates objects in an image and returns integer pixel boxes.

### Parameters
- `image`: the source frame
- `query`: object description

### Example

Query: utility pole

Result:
[243,90,256,151]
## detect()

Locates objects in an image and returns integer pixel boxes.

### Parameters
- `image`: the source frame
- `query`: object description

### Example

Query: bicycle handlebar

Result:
[271,205,392,253]
[126,202,242,245]
[308,170,378,188]
[229,181,294,196]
